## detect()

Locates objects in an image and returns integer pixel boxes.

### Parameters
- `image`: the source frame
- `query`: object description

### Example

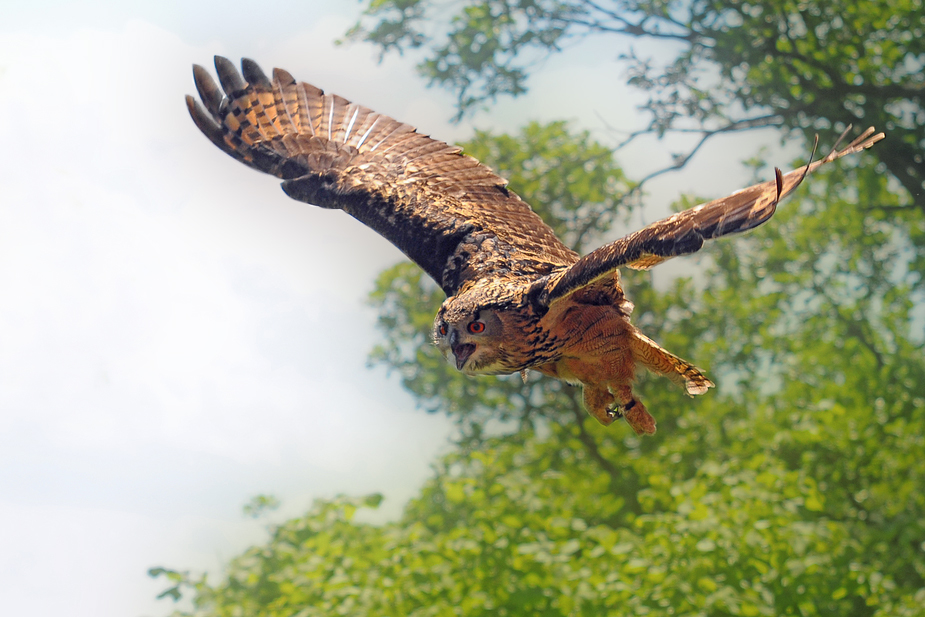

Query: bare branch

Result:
[589,113,785,203]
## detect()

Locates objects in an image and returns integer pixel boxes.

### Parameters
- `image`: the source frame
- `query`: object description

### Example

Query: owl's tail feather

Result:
[630,331,714,396]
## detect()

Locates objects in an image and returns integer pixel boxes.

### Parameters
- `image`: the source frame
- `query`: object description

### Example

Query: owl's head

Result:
[433,303,509,375]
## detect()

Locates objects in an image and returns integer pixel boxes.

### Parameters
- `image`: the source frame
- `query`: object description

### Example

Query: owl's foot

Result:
[582,386,657,434]
[583,386,619,426]
[618,398,657,436]
[605,406,623,421]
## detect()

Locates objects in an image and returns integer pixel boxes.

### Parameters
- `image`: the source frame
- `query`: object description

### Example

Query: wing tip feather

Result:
[186,95,241,161]
[241,57,272,90]
[214,55,246,94]
[272,67,296,87]
[192,64,223,116]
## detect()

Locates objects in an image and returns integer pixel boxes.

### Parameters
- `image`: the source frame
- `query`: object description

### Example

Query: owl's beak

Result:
[452,343,475,371]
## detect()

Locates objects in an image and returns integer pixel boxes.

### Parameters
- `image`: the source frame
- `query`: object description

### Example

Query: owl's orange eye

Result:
[467,321,485,334]
[438,324,448,336]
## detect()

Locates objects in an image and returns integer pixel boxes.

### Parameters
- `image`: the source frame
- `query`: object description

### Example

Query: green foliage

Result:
[347,0,925,208]
[156,118,925,616]
[155,379,925,615]
[243,495,282,519]
[460,121,635,252]
[345,0,580,118]
[156,2,925,612]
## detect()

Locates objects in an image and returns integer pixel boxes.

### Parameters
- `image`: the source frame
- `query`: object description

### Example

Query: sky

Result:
[0,2,797,615]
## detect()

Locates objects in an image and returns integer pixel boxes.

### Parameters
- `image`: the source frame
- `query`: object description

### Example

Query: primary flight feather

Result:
[187,56,883,435]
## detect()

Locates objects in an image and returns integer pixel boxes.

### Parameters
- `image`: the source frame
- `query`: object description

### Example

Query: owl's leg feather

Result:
[580,384,656,434]
[582,386,619,426]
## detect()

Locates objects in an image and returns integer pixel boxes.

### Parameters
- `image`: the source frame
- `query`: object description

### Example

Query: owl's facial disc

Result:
[434,306,504,374]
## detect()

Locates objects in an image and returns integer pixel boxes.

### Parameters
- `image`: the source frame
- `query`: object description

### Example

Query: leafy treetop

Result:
[347,0,924,209]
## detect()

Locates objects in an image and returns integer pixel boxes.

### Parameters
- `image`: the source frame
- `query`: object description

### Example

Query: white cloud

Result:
[0,16,453,617]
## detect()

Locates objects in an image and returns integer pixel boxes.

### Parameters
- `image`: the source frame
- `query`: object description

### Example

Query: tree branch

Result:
[592,113,785,203]
[577,0,701,42]
[564,391,622,483]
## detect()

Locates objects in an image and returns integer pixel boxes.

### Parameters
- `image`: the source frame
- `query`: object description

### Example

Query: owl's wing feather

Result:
[539,126,884,306]
[187,57,577,296]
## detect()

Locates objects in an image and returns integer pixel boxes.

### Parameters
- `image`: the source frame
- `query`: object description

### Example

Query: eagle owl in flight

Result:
[186,57,882,435]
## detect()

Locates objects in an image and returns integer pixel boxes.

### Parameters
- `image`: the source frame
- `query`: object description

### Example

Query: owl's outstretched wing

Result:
[537,126,884,306]
[186,57,578,297]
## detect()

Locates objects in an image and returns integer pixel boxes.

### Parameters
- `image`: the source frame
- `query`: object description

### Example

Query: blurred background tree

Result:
[346,0,924,208]
[153,0,924,614]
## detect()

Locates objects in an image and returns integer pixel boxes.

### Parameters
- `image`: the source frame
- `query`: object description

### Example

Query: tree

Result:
[152,1,925,612]
[152,120,925,616]
[346,0,925,209]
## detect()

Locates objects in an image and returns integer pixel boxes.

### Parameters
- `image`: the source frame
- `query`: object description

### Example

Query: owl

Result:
[186,57,883,435]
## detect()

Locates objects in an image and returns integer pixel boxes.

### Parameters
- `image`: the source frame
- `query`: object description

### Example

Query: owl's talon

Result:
[606,397,637,420]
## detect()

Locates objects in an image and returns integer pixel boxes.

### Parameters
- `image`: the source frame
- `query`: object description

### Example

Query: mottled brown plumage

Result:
[187,57,883,434]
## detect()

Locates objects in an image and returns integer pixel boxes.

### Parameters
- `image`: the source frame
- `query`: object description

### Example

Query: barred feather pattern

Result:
[629,331,714,395]
[542,127,885,306]
[186,56,577,296]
